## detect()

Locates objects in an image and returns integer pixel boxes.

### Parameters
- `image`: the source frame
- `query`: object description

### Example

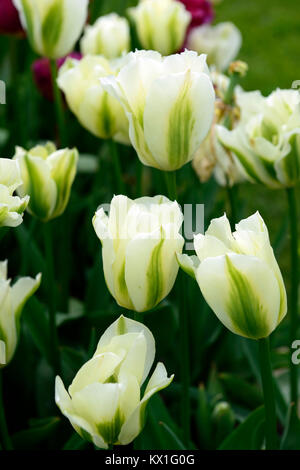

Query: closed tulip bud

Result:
[80,13,130,59]
[12,0,89,59]
[177,212,287,339]
[0,261,41,366]
[102,50,215,171]
[187,22,242,72]
[128,0,191,56]
[57,55,130,144]
[217,88,300,188]
[0,158,29,228]
[55,315,174,448]
[93,195,184,312]
[13,142,78,222]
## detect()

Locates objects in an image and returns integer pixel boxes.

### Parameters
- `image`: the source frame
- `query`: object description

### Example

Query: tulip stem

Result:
[50,59,67,147]
[258,337,278,450]
[43,222,61,375]
[286,187,299,409]
[164,172,177,200]
[110,140,125,194]
[227,185,238,228]
[0,371,13,450]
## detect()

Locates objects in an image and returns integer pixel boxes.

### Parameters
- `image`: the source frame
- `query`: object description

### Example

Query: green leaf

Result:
[218,406,265,450]
[280,404,300,450]
[219,373,263,409]
[12,417,60,450]
[23,297,52,364]
[63,432,89,450]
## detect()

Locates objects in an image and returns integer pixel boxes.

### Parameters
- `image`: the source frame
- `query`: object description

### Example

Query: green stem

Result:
[50,59,67,147]
[135,159,143,198]
[20,218,37,275]
[109,140,125,194]
[43,222,61,375]
[286,187,299,408]
[0,371,13,450]
[258,337,278,450]
[227,185,238,228]
[179,273,191,445]
[164,172,177,200]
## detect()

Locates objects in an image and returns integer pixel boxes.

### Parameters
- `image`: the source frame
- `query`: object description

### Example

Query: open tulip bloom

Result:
[0,261,41,366]
[93,195,184,313]
[177,212,287,339]
[102,50,215,171]
[217,88,300,188]
[0,159,29,228]
[12,0,89,59]
[13,142,78,222]
[55,315,174,449]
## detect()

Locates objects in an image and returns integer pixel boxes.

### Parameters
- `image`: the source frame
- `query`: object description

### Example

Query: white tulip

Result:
[187,22,242,72]
[0,158,29,228]
[177,212,287,339]
[13,0,89,59]
[58,55,130,144]
[55,315,174,448]
[0,261,41,366]
[14,142,78,222]
[128,0,191,56]
[80,13,130,59]
[217,88,300,188]
[93,195,184,312]
[102,50,215,171]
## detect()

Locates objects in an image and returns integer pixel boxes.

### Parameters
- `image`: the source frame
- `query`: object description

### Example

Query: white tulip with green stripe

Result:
[177,212,287,339]
[0,159,29,228]
[13,0,88,59]
[57,55,130,144]
[93,195,184,312]
[13,142,78,222]
[102,50,215,172]
[80,13,130,59]
[0,261,41,367]
[187,22,242,72]
[128,0,191,56]
[55,315,173,448]
[217,88,300,188]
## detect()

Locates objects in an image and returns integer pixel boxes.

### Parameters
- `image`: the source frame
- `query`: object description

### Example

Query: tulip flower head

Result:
[12,0,89,59]
[0,0,23,35]
[13,142,78,222]
[177,212,287,339]
[187,22,242,72]
[128,0,191,56]
[217,88,300,188]
[93,195,184,312]
[0,261,41,366]
[80,13,130,59]
[0,158,29,227]
[102,50,215,171]
[55,315,174,448]
[57,55,130,144]
[179,0,214,29]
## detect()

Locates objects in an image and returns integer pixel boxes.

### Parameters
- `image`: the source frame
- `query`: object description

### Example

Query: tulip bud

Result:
[13,142,78,222]
[12,0,89,59]
[55,315,174,448]
[217,88,300,188]
[80,13,130,59]
[177,212,287,339]
[128,0,191,56]
[57,55,130,144]
[93,195,184,312]
[102,50,215,171]
[0,261,41,366]
[0,158,29,228]
[187,22,242,72]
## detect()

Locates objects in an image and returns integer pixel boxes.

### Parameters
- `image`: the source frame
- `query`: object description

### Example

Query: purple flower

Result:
[0,0,23,35]
[179,0,214,29]
[32,52,82,101]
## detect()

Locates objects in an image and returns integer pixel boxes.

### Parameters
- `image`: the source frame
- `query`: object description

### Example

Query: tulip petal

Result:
[176,253,199,279]
[143,70,215,171]
[196,253,281,339]
[12,273,42,326]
